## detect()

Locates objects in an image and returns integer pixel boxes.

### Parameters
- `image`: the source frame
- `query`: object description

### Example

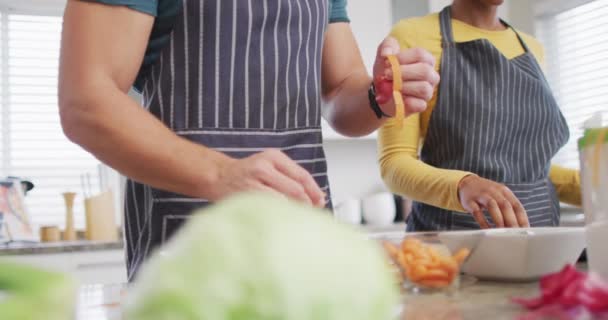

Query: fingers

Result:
[467,201,490,229]
[377,36,401,58]
[501,187,529,227]
[258,165,313,206]
[265,149,325,208]
[384,63,440,86]
[402,81,434,101]
[395,47,436,67]
[477,195,505,228]
[402,96,427,114]
[477,188,527,228]
[490,191,518,228]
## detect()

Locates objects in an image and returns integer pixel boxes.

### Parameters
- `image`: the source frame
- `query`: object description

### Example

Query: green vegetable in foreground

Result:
[0,261,76,320]
[125,193,400,320]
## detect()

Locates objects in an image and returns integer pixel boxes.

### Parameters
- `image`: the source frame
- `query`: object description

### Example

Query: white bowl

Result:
[438,227,586,281]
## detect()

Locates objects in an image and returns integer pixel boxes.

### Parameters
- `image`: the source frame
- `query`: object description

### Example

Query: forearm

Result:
[59,86,231,200]
[323,71,384,137]
[378,118,471,212]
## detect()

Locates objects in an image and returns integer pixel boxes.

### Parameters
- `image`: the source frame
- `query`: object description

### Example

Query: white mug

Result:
[361,192,396,226]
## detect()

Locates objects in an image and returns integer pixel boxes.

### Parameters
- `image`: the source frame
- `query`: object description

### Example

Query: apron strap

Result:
[439,6,456,45]
[500,19,531,53]
[439,6,531,54]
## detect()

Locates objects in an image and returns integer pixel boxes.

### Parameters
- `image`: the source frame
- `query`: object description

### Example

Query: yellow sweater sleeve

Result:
[549,165,582,206]
[378,20,473,213]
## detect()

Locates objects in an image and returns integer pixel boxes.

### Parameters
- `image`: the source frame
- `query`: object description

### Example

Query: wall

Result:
[347,0,393,72]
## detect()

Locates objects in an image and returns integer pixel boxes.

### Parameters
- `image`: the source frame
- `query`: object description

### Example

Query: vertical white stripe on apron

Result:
[304,0,313,127]
[479,42,488,172]
[158,55,165,122]
[442,47,451,170]
[183,0,190,127]
[468,43,480,171]
[490,44,500,180]
[295,0,303,127]
[522,71,530,178]
[143,65,155,110]
[141,186,153,268]
[285,0,293,128]
[260,0,269,128]
[496,50,506,181]
[513,69,523,177]
[130,181,141,238]
[504,53,513,177]
[539,91,549,169]
[229,0,237,128]
[483,42,498,174]
[508,68,517,180]
[444,41,458,166]
[312,0,320,124]
[531,83,541,172]
[522,76,531,178]
[244,0,252,128]
[273,0,282,129]
[170,36,175,129]
[198,0,204,127]
[124,184,135,255]
[488,41,496,176]
[214,1,221,128]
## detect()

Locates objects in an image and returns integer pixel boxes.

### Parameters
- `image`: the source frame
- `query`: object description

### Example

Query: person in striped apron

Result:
[58,0,439,279]
[378,1,581,231]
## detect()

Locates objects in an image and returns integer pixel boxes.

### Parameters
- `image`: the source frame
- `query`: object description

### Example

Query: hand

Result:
[372,37,440,116]
[214,149,326,208]
[458,175,529,229]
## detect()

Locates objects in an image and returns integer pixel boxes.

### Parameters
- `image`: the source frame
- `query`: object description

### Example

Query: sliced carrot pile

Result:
[387,55,405,128]
[382,238,470,289]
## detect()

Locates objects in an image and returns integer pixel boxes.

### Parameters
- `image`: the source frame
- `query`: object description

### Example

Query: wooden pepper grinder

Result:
[62,192,77,241]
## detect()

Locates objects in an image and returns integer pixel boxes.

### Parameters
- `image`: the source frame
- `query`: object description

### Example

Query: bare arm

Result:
[59,0,324,206]
[321,23,438,137]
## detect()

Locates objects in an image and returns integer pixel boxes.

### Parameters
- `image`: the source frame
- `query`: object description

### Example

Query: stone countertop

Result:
[75,280,540,320]
[0,240,124,256]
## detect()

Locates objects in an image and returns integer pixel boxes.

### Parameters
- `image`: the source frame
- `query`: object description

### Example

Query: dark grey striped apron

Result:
[124,0,330,280]
[407,7,569,231]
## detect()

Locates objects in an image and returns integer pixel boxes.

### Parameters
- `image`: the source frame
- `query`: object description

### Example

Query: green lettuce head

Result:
[125,193,399,320]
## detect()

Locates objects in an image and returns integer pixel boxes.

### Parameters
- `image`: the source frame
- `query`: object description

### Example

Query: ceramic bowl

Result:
[438,227,586,281]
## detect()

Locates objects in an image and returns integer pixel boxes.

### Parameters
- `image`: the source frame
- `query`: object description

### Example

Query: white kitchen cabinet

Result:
[1,249,127,285]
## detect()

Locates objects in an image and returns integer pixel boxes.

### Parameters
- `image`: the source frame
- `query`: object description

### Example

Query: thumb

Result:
[378,36,400,58]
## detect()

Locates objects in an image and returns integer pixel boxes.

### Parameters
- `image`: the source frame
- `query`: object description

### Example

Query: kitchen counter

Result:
[0,240,123,256]
[76,279,540,320]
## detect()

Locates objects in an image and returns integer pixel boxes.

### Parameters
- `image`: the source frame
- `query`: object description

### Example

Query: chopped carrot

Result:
[387,55,405,128]
[382,241,400,260]
[418,268,450,281]
[404,253,415,265]
[453,248,471,264]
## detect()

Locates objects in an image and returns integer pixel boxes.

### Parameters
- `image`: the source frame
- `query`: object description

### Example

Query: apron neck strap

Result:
[439,6,456,45]
[439,6,531,54]
[499,19,531,53]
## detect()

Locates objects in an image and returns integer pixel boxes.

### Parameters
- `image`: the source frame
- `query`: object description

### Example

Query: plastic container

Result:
[579,118,608,280]
[381,232,468,294]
